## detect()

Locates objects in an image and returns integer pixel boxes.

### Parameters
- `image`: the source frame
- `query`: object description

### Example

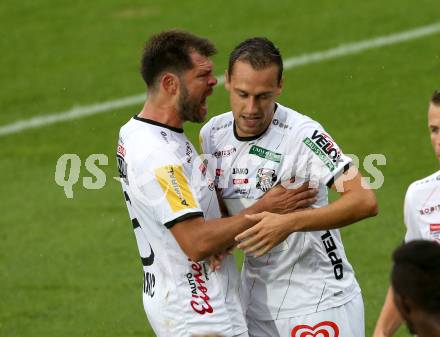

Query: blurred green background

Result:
[1,1,439,336]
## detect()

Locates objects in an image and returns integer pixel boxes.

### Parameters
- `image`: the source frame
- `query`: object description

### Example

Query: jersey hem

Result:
[249,288,361,321]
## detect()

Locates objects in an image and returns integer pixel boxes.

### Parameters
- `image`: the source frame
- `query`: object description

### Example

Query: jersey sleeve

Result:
[128,147,203,229]
[287,120,352,188]
[404,185,421,241]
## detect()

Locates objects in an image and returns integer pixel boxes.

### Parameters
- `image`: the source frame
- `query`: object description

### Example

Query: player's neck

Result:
[138,97,183,129]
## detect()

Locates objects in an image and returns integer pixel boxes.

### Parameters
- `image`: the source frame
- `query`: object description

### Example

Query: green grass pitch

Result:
[1,1,439,336]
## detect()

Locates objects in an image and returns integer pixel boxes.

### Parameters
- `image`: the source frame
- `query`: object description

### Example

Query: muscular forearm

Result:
[171,212,255,262]
[284,187,377,232]
[192,214,254,260]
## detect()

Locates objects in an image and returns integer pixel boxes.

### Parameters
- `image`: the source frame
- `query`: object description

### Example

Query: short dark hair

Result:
[431,89,440,106]
[391,240,440,314]
[228,37,283,84]
[140,29,217,88]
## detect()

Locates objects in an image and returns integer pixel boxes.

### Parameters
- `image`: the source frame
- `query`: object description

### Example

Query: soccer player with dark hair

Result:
[117,30,316,337]
[374,90,440,337]
[391,240,440,337]
[200,37,378,337]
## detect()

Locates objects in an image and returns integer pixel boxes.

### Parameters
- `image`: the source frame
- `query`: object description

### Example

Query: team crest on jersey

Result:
[291,321,339,337]
[256,168,277,192]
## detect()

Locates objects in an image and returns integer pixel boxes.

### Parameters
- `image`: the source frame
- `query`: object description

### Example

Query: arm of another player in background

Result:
[373,286,403,337]
[236,166,378,256]
[170,182,314,262]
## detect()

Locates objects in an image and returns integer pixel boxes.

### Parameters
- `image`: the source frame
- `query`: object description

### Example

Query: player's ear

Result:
[224,70,230,91]
[161,73,179,95]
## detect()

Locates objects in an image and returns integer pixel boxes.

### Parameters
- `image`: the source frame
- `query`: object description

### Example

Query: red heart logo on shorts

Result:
[291,321,339,337]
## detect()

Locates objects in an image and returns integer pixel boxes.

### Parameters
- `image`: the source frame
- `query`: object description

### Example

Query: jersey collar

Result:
[133,115,184,133]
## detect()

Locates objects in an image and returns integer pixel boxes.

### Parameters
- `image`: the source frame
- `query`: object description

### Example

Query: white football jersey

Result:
[404,170,440,243]
[200,103,361,320]
[117,116,247,337]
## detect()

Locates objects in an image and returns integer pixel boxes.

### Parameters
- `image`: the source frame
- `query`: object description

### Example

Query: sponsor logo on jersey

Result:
[233,178,249,185]
[143,271,155,298]
[213,147,237,158]
[232,168,249,175]
[234,188,249,195]
[216,168,223,176]
[186,259,213,315]
[303,130,342,171]
[116,154,128,184]
[117,144,126,157]
[160,131,168,143]
[303,138,335,172]
[256,168,277,192]
[207,177,215,191]
[291,321,339,337]
[185,141,193,163]
[321,231,344,280]
[419,204,440,215]
[430,224,440,231]
[272,118,292,130]
[155,165,197,212]
[212,120,233,131]
[430,224,440,242]
[198,159,208,176]
[249,145,282,163]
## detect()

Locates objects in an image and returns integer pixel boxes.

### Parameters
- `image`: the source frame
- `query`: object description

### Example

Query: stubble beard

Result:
[177,84,203,123]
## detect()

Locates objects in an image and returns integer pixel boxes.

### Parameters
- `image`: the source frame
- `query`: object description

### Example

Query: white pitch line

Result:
[1,21,440,137]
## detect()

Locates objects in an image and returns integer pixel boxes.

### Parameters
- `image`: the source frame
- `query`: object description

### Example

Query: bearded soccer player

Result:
[116,30,316,337]
[373,90,440,337]
[200,38,378,337]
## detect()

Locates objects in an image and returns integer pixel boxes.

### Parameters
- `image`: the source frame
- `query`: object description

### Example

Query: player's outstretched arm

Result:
[373,286,403,337]
[235,166,378,256]
[170,183,314,261]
